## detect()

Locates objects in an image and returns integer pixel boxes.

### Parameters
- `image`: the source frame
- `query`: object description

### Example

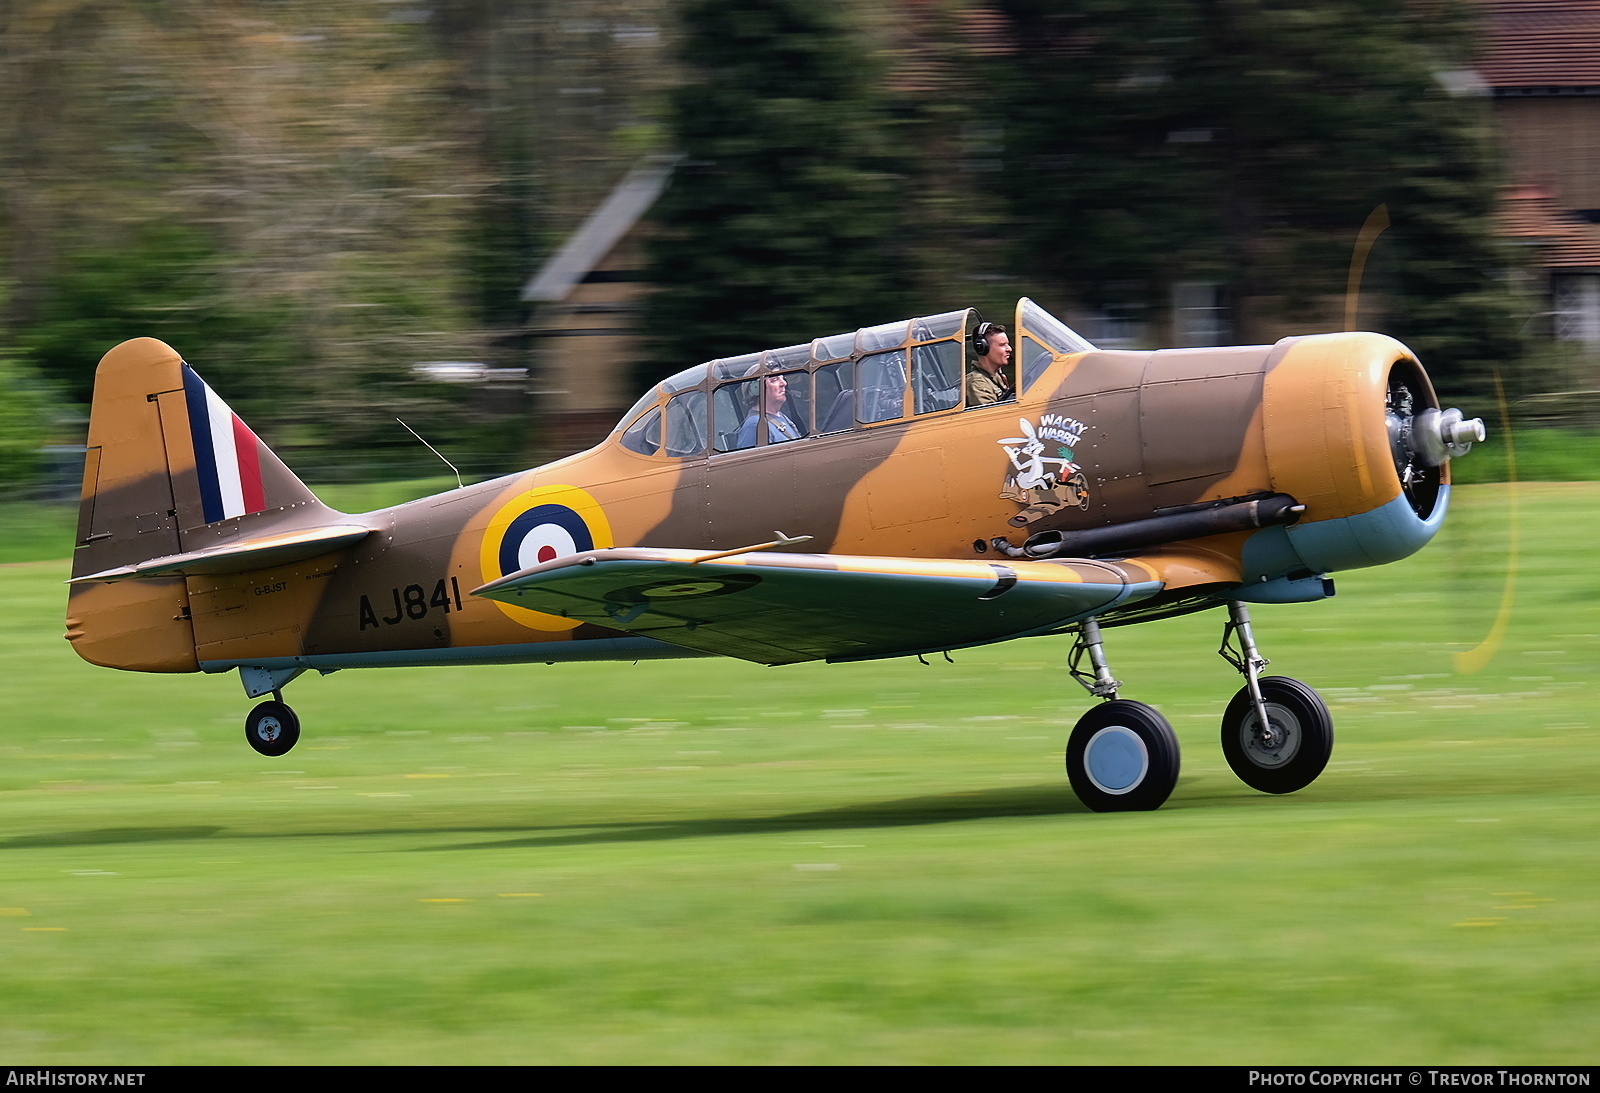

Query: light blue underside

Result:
[1239,486,1450,585]
[1232,574,1331,604]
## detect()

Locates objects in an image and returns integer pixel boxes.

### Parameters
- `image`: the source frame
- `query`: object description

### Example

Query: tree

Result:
[0,312,61,490]
[640,0,913,383]
[988,0,1524,402]
[0,2,513,477]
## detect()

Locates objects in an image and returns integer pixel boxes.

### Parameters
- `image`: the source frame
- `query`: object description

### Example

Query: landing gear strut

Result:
[1217,602,1333,793]
[1063,618,1181,812]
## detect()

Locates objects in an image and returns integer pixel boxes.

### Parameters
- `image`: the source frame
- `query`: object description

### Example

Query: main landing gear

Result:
[1216,602,1334,794]
[1064,618,1181,811]
[1062,602,1333,812]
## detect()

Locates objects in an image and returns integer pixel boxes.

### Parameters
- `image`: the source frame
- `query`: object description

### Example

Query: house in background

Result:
[1481,1,1600,360]
[1497,183,1600,345]
[521,155,677,458]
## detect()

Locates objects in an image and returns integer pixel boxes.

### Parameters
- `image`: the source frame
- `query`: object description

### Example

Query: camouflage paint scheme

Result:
[65,300,1449,688]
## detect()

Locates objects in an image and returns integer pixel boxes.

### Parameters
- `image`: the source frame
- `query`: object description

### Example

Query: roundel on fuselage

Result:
[479,485,613,631]
[499,504,594,576]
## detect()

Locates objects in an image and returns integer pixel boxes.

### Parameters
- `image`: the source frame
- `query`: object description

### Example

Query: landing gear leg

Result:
[1067,617,1121,700]
[1219,600,1272,734]
[1063,618,1180,812]
[1218,601,1333,793]
[245,691,301,757]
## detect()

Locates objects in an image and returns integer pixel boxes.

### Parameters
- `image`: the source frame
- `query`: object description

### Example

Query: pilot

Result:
[965,321,1015,407]
[736,372,805,448]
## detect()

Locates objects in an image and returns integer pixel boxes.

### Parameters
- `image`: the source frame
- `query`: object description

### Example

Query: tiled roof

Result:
[883,2,1014,96]
[956,6,1015,57]
[1478,0,1600,89]
[1498,183,1600,266]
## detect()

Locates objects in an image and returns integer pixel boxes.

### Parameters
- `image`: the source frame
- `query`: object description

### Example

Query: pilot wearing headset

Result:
[965,321,1015,407]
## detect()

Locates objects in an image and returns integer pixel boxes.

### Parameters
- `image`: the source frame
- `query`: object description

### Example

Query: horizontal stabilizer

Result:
[70,524,373,583]
[472,548,1164,665]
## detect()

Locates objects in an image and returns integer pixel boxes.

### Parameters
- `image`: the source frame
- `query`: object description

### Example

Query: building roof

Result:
[1478,0,1600,91]
[882,2,1019,96]
[1498,183,1600,266]
[521,155,680,303]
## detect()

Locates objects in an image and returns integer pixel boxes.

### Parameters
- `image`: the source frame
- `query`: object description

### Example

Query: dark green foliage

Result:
[0,354,60,489]
[9,223,521,483]
[640,0,913,384]
[16,224,303,407]
[991,0,1524,400]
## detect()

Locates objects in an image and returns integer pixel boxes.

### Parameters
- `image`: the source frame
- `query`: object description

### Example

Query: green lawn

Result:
[0,483,1594,1063]
[1449,427,1600,484]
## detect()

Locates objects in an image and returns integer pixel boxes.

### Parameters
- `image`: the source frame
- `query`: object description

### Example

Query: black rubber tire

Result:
[245,700,301,757]
[1065,700,1181,812]
[1220,676,1333,794]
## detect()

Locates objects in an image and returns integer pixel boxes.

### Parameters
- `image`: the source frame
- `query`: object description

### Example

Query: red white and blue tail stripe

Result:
[182,363,266,524]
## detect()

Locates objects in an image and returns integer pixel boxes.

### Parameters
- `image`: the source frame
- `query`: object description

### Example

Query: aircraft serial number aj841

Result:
[65,299,1484,812]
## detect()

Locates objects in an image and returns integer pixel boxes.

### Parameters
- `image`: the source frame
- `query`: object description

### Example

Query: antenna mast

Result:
[395,418,464,490]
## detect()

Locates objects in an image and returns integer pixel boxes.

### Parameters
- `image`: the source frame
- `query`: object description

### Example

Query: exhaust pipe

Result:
[992,493,1304,559]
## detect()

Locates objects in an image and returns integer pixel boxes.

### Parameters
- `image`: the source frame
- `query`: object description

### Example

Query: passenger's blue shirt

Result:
[735,411,803,449]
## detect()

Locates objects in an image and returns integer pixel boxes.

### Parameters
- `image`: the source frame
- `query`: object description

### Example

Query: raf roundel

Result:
[479,485,613,631]
[499,504,594,575]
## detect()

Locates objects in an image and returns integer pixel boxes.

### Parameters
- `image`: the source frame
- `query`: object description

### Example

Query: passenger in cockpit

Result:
[736,373,805,447]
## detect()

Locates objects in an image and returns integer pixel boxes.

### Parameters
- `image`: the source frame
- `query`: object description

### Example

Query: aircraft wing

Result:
[472,548,1166,665]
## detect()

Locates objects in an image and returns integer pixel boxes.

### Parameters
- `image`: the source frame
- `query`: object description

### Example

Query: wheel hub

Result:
[1243,703,1301,768]
[256,717,282,742]
[1083,725,1149,795]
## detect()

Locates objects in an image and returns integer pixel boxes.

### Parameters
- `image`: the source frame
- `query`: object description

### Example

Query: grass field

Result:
[0,483,1596,1064]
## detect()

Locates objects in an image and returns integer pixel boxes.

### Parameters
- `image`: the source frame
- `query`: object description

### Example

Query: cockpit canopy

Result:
[614,299,1094,459]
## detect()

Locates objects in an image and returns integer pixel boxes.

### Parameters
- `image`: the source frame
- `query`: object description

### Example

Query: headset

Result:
[973,321,994,358]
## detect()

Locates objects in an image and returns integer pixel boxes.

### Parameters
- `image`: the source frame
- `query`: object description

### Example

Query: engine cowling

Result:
[1245,332,1482,580]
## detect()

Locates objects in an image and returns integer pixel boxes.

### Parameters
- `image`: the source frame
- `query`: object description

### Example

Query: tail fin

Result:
[67,338,342,672]
[73,338,337,577]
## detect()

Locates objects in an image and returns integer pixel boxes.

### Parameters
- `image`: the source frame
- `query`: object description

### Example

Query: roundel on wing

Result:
[607,574,761,603]
[479,485,613,631]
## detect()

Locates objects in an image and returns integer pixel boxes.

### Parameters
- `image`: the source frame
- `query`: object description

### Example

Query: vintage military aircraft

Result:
[65,299,1484,811]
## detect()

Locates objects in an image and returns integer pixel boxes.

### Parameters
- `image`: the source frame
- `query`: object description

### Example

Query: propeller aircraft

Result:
[64,299,1485,811]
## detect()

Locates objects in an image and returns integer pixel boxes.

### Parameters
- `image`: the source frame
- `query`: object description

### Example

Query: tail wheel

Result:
[1066,700,1181,812]
[245,700,300,757]
[1220,676,1333,794]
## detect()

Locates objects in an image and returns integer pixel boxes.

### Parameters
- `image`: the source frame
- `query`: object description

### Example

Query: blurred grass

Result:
[0,502,78,565]
[313,475,481,515]
[1449,426,1600,483]
[0,483,1595,1063]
